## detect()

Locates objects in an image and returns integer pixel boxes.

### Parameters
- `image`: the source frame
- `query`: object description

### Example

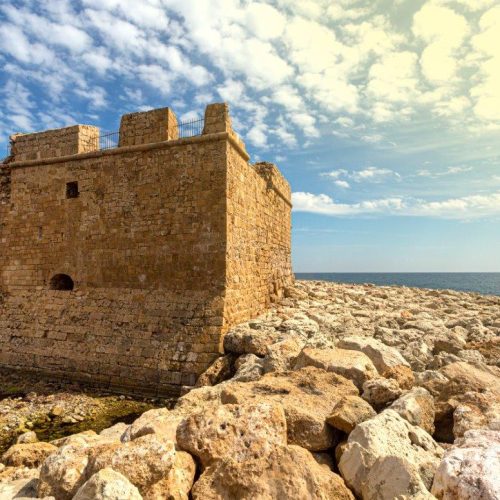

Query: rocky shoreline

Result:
[1,280,499,499]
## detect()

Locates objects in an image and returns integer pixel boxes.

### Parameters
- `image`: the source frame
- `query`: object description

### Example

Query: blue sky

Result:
[1,0,499,271]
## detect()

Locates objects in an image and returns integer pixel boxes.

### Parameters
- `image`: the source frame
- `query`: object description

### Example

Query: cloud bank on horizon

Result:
[0,0,499,223]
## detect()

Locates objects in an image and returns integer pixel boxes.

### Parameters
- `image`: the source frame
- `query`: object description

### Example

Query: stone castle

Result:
[0,103,293,395]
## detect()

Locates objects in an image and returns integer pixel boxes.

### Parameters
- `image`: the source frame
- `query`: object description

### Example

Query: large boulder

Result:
[142,450,196,500]
[294,347,378,389]
[432,429,500,499]
[339,410,443,497]
[86,434,177,494]
[121,408,183,444]
[195,354,234,387]
[432,362,500,401]
[99,423,128,441]
[361,456,434,500]
[176,403,287,468]
[220,367,359,451]
[263,338,303,373]
[362,377,402,408]
[2,442,57,468]
[73,468,142,500]
[326,395,376,434]
[223,325,282,356]
[421,362,500,442]
[452,391,500,438]
[381,364,415,390]
[279,313,320,339]
[38,436,99,499]
[232,354,264,382]
[191,445,354,500]
[174,384,224,414]
[389,387,435,434]
[337,336,410,373]
[0,468,39,499]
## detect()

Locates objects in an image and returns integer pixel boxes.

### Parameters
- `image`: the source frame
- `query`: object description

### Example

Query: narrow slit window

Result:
[66,181,79,199]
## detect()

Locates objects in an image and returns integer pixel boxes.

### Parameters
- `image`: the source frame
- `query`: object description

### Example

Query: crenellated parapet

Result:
[118,107,178,147]
[10,125,99,162]
[7,103,248,165]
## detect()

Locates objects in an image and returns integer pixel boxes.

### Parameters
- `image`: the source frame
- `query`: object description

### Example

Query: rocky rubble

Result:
[0,280,499,499]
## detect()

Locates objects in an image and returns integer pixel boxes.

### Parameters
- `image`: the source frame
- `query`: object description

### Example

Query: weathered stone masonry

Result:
[0,103,293,395]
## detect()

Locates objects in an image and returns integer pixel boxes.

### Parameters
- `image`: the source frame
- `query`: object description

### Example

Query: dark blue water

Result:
[295,273,500,296]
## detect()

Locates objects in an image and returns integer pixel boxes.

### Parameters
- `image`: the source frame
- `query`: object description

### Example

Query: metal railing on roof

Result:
[174,117,204,138]
[99,131,120,151]
[3,117,207,158]
[97,117,205,152]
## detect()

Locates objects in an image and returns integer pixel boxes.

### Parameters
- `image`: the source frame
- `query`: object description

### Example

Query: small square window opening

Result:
[66,181,79,199]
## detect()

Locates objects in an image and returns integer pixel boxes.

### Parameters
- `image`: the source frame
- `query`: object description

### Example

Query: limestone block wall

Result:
[10,125,99,162]
[0,136,229,393]
[118,107,178,147]
[0,164,10,205]
[224,149,293,325]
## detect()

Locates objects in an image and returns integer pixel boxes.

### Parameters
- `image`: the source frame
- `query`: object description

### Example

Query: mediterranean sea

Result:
[295,273,500,296]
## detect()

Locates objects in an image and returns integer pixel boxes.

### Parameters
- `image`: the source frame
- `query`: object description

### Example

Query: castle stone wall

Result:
[0,103,292,395]
[224,149,293,325]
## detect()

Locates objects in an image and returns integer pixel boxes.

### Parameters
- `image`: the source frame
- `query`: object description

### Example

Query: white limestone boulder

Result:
[232,353,264,382]
[339,410,443,498]
[337,336,410,373]
[121,408,183,444]
[431,429,500,499]
[73,468,142,500]
[223,325,282,356]
[85,434,177,494]
[390,387,436,434]
[263,337,303,373]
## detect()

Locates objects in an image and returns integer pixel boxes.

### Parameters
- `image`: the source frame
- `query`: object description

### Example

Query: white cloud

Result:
[292,192,405,216]
[335,180,351,189]
[364,50,421,123]
[217,80,245,102]
[321,169,348,179]
[247,124,268,148]
[81,0,170,30]
[136,64,173,95]
[416,165,473,177]
[74,86,107,108]
[293,191,500,219]
[321,167,400,184]
[0,24,55,64]
[413,4,470,84]
[361,134,383,143]
[245,3,286,40]
[469,5,500,123]
[1,5,92,53]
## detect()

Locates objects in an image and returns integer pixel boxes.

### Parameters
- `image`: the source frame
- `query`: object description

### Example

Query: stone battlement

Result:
[0,103,293,395]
